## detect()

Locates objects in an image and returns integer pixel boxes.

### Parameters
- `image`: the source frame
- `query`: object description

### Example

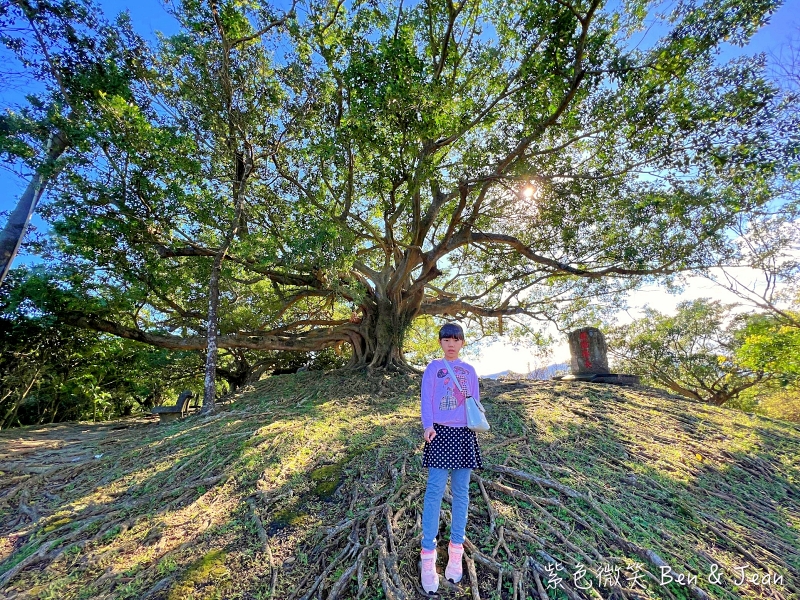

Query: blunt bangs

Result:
[438,323,465,340]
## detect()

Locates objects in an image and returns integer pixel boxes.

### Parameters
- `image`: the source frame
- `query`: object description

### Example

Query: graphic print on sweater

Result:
[437,366,468,411]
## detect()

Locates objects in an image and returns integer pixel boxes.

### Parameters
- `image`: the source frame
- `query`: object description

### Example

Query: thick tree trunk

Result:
[203,256,224,414]
[0,131,69,287]
[348,292,418,372]
[371,300,412,369]
[55,269,423,374]
[216,352,259,391]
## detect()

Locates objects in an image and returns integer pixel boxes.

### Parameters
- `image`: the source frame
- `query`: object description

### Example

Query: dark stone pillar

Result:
[557,327,640,386]
[568,327,610,375]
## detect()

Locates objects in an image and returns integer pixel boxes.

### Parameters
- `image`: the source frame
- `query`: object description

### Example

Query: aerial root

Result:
[246,496,276,598]
[326,541,377,600]
[142,573,176,600]
[463,539,503,573]
[498,527,515,560]
[17,490,38,525]
[466,469,723,600]
[2,459,228,582]
[283,462,417,600]
[623,468,798,595]
[385,507,399,554]
[298,540,355,600]
[526,556,585,600]
[0,480,764,600]
[490,463,624,535]
[2,467,58,509]
[491,525,505,558]
[355,550,367,599]
[376,531,409,600]
[531,568,549,600]
[0,539,57,588]
[703,519,776,573]
[511,569,522,600]
[3,401,792,600]
[476,476,497,534]
[465,553,481,600]
[472,473,595,566]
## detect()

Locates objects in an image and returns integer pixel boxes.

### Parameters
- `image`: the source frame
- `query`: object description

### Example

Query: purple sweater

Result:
[420,358,480,429]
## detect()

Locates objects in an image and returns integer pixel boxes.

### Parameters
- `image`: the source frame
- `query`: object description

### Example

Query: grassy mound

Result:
[0,372,798,599]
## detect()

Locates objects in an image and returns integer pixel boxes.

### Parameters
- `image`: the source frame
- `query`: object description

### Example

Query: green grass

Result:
[0,372,798,599]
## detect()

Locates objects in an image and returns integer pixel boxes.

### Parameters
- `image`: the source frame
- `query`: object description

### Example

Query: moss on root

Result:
[41,517,72,534]
[268,503,308,532]
[167,550,229,600]
[309,461,345,500]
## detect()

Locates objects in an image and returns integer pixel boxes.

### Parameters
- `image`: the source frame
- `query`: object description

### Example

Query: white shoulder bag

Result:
[443,360,490,432]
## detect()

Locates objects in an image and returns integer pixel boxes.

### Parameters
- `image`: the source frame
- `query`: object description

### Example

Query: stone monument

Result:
[555,327,640,385]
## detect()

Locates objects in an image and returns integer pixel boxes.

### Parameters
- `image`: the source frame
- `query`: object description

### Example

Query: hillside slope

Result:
[1,372,798,600]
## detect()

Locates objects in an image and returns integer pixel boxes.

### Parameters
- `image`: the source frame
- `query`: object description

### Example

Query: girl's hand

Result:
[423,427,436,442]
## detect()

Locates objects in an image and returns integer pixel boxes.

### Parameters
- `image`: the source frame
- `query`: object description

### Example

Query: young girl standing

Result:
[419,322,482,594]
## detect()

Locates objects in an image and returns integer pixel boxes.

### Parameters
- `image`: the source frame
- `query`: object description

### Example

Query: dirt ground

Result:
[1,374,799,599]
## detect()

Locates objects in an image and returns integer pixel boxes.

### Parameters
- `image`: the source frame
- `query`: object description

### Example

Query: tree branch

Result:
[59,312,354,352]
[433,231,685,278]
[153,244,321,287]
[420,297,545,319]
[229,4,295,48]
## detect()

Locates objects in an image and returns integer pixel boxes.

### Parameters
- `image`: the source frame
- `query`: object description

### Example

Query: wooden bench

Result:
[151,390,195,424]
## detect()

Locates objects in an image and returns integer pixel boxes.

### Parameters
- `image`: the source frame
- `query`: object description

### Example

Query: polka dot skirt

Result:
[423,423,483,470]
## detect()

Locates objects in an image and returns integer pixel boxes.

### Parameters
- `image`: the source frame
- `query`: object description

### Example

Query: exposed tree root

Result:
[0,376,797,599]
[465,554,480,600]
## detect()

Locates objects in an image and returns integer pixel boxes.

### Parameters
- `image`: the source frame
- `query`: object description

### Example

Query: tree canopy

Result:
[0,0,145,284]
[2,0,796,377]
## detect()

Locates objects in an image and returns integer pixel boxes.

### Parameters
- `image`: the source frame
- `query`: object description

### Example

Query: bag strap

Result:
[443,360,469,397]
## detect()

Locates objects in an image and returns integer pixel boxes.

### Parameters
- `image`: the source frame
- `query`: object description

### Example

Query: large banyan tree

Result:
[6,0,789,375]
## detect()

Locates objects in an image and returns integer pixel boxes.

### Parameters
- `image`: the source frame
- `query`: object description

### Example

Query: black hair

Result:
[438,322,465,341]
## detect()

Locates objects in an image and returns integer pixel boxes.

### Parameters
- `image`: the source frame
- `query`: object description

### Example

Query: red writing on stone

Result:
[579,331,592,368]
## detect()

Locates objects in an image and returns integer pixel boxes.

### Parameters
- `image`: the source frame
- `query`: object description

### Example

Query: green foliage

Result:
[25,0,358,363]
[736,311,800,384]
[732,306,800,420]
[402,315,442,367]
[0,267,204,427]
[0,0,146,161]
[0,264,357,426]
[608,291,800,419]
[4,0,796,373]
[607,299,774,407]
[746,385,800,422]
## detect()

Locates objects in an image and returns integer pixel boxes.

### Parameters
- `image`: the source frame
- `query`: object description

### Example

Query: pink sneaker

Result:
[445,542,464,583]
[420,548,439,594]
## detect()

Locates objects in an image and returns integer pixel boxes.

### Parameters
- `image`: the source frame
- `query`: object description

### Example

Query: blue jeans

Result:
[421,467,471,550]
